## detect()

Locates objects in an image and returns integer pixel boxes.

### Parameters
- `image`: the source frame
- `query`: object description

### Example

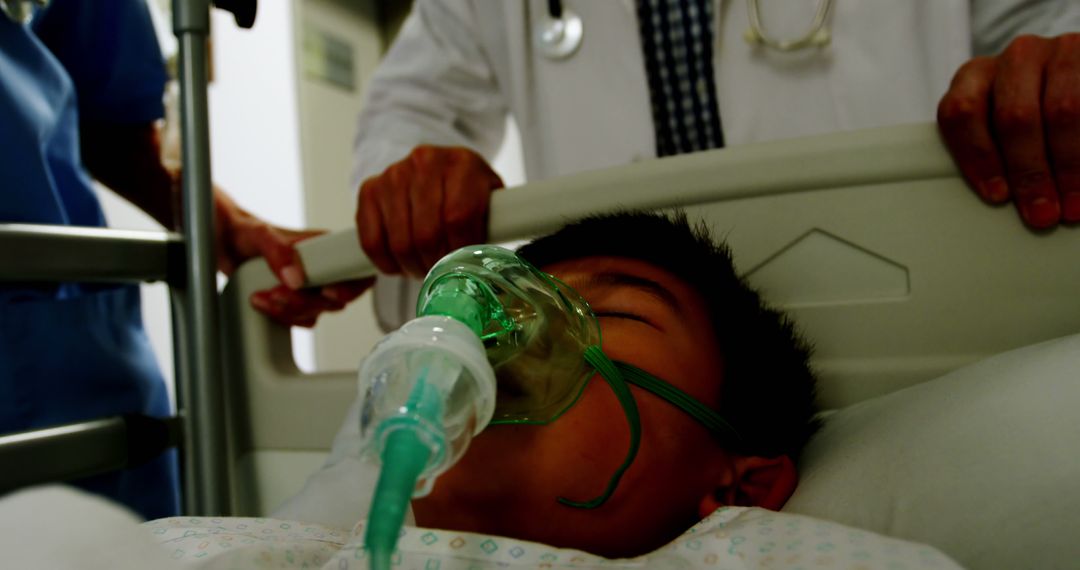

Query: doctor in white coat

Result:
[351,0,1080,329]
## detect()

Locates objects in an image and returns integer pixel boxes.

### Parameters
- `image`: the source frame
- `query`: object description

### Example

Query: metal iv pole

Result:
[170,0,256,516]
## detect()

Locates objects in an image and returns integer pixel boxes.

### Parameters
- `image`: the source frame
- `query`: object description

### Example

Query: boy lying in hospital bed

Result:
[1,211,965,569]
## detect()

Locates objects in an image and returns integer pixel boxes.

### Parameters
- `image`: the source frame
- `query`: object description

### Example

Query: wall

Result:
[293,0,384,373]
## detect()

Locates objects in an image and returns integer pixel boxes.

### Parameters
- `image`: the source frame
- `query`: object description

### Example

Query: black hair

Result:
[516,210,820,459]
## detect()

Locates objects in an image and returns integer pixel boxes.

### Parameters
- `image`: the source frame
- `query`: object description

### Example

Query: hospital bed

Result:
[1,4,1078,566]
[4,124,1079,568]
[223,123,1080,569]
[226,121,1080,457]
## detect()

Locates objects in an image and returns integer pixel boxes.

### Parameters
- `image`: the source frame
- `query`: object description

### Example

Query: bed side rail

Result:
[0,415,182,494]
[0,224,183,283]
[291,124,958,286]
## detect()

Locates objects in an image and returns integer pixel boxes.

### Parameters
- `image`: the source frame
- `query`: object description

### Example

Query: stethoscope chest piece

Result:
[1,0,46,23]
[535,6,583,60]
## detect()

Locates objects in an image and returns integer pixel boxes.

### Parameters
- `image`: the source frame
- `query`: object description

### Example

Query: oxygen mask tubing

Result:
[355,245,742,569]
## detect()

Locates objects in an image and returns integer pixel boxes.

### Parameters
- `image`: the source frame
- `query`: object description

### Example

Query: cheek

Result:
[537,379,636,468]
[558,377,716,491]
[599,325,724,411]
[437,380,634,493]
[577,343,722,491]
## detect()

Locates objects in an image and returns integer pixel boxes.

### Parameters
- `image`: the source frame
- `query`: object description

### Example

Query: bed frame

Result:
[3,1,1079,516]
[222,123,1080,513]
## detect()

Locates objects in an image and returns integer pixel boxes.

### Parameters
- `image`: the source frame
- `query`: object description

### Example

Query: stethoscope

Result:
[743,0,834,51]
[534,0,584,60]
[0,0,45,24]
[535,0,834,60]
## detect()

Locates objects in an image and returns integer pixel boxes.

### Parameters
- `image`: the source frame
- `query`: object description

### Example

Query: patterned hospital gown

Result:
[144,506,963,569]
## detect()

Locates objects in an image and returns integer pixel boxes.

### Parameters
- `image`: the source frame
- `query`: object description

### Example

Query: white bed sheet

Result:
[0,486,961,569]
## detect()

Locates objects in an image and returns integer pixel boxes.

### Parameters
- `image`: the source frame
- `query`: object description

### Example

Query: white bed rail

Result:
[291,123,958,286]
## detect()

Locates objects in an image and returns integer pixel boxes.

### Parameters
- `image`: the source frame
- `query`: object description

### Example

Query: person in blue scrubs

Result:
[0,0,370,519]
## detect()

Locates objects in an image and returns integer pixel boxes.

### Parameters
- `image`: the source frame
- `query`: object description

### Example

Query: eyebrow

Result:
[571,271,682,316]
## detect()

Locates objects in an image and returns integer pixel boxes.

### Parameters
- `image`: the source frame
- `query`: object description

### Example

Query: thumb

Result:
[253,225,310,291]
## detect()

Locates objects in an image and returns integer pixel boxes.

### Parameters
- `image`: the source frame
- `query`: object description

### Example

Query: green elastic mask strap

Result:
[557,345,642,509]
[613,361,743,448]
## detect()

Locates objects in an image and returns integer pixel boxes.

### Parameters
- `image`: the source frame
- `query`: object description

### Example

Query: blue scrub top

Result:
[0,0,178,519]
[0,0,167,232]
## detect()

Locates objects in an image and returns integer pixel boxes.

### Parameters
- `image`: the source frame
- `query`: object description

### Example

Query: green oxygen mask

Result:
[356,245,741,570]
[416,245,602,424]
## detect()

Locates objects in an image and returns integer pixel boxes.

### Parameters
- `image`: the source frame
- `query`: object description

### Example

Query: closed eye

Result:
[595,311,657,328]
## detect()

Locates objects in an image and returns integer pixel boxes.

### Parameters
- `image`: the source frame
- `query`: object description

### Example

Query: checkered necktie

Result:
[636,0,725,157]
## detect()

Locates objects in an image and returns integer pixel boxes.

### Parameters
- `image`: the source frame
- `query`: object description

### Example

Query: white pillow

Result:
[783,333,1080,570]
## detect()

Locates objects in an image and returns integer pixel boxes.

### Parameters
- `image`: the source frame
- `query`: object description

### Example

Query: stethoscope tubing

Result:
[537,0,834,60]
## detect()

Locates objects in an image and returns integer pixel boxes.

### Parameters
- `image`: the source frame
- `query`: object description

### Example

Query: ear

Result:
[698,454,797,518]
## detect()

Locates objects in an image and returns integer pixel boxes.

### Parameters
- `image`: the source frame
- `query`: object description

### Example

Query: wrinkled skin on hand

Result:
[355,146,504,279]
[938,33,1080,229]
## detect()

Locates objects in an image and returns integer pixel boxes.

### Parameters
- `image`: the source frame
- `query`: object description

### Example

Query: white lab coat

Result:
[354,0,1080,330]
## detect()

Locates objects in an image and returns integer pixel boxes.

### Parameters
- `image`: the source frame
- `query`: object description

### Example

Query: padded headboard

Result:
[221,123,1080,458]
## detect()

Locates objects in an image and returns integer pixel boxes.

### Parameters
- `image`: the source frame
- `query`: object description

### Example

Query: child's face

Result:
[411,256,733,557]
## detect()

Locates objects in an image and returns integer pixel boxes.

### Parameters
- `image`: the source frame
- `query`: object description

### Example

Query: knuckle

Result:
[955,56,993,79]
[359,180,383,207]
[255,224,279,248]
[359,219,385,249]
[1044,95,1080,127]
[1058,33,1080,51]
[413,226,442,252]
[359,177,378,197]
[387,235,413,259]
[464,151,493,175]
[446,147,485,174]
[386,161,410,187]
[994,104,1041,134]
[1003,34,1046,58]
[1056,33,1078,49]
[937,94,981,126]
[360,231,383,253]
[444,205,483,232]
[458,148,482,165]
[410,145,442,168]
